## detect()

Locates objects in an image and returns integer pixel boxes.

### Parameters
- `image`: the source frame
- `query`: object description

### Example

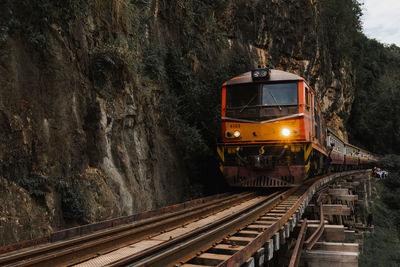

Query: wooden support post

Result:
[285,222,290,238]
[242,257,255,267]
[273,232,280,251]
[264,239,274,261]
[327,195,333,222]
[280,227,286,245]
[254,248,265,267]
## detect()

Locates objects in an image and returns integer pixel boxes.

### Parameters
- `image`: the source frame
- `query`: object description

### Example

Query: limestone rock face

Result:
[0,2,190,245]
[0,0,353,245]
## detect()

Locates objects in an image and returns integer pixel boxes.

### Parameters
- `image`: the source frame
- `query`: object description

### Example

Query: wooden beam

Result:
[299,220,329,224]
[229,236,254,244]
[328,189,349,196]
[182,264,213,267]
[307,224,345,241]
[307,204,351,216]
[194,253,230,266]
[323,205,351,216]
[302,250,358,267]
[313,242,359,252]
[332,195,358,201]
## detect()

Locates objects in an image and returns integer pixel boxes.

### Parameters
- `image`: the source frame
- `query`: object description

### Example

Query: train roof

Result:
[327,129,345,143]
[344,142,363,152]
[223,69,303,86]
[327,129,371,154]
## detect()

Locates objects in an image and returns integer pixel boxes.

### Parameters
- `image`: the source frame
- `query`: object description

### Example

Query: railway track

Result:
[0,192,257,266]
[0,170,366,267]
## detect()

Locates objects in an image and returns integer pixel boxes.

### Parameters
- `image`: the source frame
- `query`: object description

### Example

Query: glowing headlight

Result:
[281,128,291,137]
[233,130,241,138]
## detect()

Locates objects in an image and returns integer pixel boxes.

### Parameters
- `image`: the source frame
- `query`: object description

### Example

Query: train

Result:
[217,68,378,187]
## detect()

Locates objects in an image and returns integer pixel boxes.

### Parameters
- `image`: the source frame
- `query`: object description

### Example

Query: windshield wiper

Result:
[268,90,282,111]
[239,94,257,113]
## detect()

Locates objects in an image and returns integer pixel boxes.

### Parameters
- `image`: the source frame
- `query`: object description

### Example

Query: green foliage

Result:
[17,175,50,205]
[142,46,167,81]
[379,154,400,170]
[360,155,400,265]
[360,174,400,265]
[55,179,89,223]
[319,0,362,69]
[319,0,363,66]
[130,1,247,189]
[337,109,349,121]
[130,0,150,9]
[89,45,132,90]
[348,38,400,153]
[160,43,250,185]
[0,0,86,49]
[88,0,150,93]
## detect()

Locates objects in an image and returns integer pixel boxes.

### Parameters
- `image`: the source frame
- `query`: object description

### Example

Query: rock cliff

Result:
[0,0,356,245]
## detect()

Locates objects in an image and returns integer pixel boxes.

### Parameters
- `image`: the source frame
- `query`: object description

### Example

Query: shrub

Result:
[56,179,89,223]
[17,175,50,205]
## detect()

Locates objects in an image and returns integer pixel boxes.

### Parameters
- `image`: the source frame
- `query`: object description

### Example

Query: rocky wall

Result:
[0,0,355,245]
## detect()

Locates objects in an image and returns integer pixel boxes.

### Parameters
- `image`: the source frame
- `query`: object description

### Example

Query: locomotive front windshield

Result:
[225,82,298,120]
[262,83,297,106]
[226,84,258,108]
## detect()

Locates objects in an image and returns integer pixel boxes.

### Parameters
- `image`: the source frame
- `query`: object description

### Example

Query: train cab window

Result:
[305,86,310,107]
[226,84,259,108]
[226,82,299,121]
[262,83,298,106]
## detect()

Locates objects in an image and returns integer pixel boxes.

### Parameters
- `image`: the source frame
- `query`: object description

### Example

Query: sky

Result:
[360,0,400,46]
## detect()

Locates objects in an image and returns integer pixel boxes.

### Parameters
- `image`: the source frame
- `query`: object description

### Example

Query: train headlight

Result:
[281,128,291,137]
[233,130,241,138]
[226,131,233,138]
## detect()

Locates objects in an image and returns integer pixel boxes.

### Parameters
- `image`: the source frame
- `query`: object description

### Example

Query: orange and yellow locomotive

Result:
[217,68,376,187]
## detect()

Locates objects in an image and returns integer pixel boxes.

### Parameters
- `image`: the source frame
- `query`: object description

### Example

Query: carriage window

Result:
[226,84,259,108]
[305,87,310,106]
[262,83,298,106]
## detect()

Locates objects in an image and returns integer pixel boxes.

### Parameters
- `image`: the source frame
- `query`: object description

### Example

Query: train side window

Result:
[305,87,310,108]
[313,96,316,109]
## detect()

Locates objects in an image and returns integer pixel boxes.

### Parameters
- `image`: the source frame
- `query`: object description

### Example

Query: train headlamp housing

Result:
[281,128,291,137]
[252,68,270,80]
[226,130,241,139]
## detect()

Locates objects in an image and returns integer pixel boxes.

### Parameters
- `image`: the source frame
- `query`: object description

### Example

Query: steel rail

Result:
[304,204,325,250]
[110,170,364,267]
[1,170,368,267]
[0,192,256,267]
[215,187,309,267]
[289,218,307,267]
[106,190,292,267]
[215,170,366,267]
